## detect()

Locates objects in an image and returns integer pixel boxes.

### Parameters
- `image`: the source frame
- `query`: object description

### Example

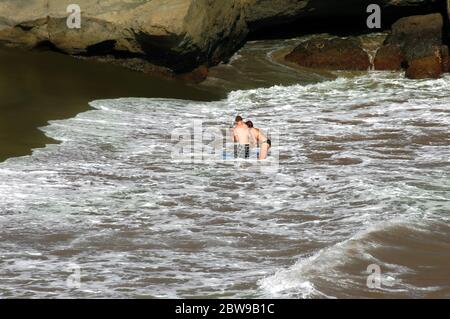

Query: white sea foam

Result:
[0,72,449,298]
[258,218,429,298]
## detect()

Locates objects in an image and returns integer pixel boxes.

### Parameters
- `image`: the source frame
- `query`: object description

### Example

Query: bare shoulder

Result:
[252,128,261,136]
[258,128,267,137]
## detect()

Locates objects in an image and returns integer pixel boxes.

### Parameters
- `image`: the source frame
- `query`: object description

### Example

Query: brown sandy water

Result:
[0,39,449,299]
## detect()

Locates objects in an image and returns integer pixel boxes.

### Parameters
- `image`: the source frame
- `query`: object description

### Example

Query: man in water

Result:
[232,116,250,159]
[246,120,271,160]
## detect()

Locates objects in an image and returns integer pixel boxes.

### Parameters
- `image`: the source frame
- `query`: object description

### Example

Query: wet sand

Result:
[0,46,222,162]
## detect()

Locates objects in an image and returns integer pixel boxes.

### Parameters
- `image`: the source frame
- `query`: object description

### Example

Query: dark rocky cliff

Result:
[0,0,448,77]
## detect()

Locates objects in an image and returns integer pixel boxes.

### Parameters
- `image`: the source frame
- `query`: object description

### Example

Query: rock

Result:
[178,65,209,83]
[374,13,446,79]
[285,36,371,71]
[242,0,309,28]
[374,44,405,70]
[387,13,442,59]
[0,0,445,76]
[0,0,248,73]
[441,45,450,73]
[405,51,442,79]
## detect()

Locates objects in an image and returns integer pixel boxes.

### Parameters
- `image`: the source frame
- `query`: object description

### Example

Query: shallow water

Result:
[0,71,449,298]
[0,46,220,162]
[200,38,332,91]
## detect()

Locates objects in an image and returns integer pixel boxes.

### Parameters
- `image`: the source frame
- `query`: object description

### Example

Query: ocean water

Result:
[0,46,219,162]
[0,72,449,298]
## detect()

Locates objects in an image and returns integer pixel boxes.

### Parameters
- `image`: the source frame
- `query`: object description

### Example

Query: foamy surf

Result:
[258,218,447,298]
[0,72,449,298]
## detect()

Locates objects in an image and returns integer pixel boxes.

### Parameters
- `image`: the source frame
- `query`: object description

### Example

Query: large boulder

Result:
[285,36,371,70]
[441,45,450,73]
[374,44,405,70]
[405,50,443,79]
[374,13,448,79]
[0,0,248,73]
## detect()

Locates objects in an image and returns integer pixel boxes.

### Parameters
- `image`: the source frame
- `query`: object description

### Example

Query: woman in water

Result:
[245,120,271,160]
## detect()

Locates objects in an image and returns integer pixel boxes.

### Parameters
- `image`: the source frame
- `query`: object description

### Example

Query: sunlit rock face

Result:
[0,0,248,73]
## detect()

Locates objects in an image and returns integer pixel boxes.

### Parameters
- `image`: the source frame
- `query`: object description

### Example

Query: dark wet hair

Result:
[245,120,254,128]
[235,116,243,123]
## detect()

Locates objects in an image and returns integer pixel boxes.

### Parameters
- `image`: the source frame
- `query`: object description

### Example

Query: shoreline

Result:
[0,35,394,164]
[0,45,224,163]
[1,71,448,298]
